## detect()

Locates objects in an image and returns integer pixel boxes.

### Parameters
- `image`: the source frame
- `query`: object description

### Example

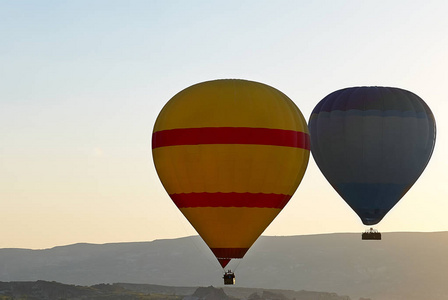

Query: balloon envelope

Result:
[308,87,436,225]
[152,79,310,267]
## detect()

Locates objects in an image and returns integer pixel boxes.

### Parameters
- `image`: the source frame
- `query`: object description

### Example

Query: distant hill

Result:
[1,232,448,300]
[0,280,174,300]
[0,281,353,300]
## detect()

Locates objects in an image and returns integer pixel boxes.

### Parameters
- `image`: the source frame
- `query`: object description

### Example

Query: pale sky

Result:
[1,0,447,249]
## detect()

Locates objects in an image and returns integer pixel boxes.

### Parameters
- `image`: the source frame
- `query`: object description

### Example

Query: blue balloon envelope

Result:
[309,87,436,225]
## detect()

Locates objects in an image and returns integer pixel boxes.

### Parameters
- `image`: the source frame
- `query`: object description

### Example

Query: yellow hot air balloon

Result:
[152,79,309,271]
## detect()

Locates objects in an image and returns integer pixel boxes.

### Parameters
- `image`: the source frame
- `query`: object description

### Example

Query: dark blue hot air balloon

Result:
[309,87,436,228]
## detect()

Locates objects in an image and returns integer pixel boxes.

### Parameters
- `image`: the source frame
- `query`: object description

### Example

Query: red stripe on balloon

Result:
[152,127,310,150]
[170,192,291,209]
[218,258,232,268]
[211,248,249,259]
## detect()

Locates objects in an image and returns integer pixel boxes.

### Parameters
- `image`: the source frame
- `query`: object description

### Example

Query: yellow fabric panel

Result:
[154,79,309,134]
[153,144,309,195]
[180,207,281,248]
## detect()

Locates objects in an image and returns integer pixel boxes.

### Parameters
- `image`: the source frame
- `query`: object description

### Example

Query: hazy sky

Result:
[1,0,447,249]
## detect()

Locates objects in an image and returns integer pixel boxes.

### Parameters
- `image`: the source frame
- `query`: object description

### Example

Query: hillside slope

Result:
[1,232,447,300]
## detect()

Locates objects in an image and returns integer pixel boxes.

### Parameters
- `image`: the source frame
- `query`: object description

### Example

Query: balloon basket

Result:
[223,270,235,285]
[362,228,381,240]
